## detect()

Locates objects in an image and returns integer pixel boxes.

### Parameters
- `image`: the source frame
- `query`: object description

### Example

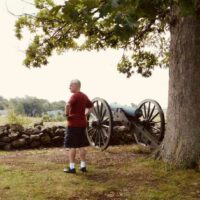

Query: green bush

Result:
[42,113,65,122]
[6,111,32,126]
[42,114,52,122]
[55,113,65,122]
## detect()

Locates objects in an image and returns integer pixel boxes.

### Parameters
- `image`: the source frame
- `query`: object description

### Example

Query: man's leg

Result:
[69,148,76,169]
[79,147,87,171]
[64,148,76,173]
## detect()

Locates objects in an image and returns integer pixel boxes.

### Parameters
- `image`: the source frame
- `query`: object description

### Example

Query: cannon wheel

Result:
[86,97,113,150]
[134,99,165,147]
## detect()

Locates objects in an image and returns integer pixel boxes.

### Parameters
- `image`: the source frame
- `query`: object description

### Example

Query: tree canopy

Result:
[15,0,199,76]
[15,0,200,76]
[14,0,196,77]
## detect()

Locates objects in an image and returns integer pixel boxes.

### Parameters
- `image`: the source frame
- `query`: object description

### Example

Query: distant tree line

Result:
[0,96,65,117]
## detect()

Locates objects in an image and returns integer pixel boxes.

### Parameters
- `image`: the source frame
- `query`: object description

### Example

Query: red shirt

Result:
[67,91,93,127]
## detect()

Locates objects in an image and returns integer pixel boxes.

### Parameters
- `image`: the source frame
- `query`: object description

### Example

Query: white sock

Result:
[80,161,86,168]
[69,162,75,169]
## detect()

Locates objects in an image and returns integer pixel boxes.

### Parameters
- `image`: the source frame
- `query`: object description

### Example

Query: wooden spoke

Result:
[93,105,99,119]
[92,106,99,119]
[90,112,97,121]
[147,102,151,118]
[99,102,104,120]
[101,128,109,138]
[92,130,98,139]
[141,109,146,119]
[94,130,98,145]
[87,127,94,134]
[96,101,100,119]
[100,108,107,121]
[143,103,147,118]
[100,129,106,145]
[101,124,109,128]
[89,129,97,139]
[102,116,109,124]
[150,121,161,124]
[90,129,97,142]
[150,112,160,122]
[148,105,156,121]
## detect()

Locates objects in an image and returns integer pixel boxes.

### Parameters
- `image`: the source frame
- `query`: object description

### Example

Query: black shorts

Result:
[64,127,89,148]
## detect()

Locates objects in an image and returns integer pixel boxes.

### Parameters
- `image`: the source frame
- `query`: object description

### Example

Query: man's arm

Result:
[65,94,77,117]
[65,103,70,117]
[85,97,93,117]
[85,107,93,117]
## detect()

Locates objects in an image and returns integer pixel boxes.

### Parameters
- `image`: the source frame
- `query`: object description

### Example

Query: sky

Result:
[0,0,169,108]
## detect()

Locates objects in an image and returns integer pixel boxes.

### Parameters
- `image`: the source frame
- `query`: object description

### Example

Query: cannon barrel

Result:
[109,103,142,118]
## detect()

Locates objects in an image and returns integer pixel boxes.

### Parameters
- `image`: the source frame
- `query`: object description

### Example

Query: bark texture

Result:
[160,12,200,168]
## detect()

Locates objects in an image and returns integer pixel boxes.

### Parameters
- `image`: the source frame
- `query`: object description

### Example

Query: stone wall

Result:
[0,124,65,150]
[0,124,135,150]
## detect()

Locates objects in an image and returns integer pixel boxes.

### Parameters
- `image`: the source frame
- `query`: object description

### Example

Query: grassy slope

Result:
[0,145,200,200]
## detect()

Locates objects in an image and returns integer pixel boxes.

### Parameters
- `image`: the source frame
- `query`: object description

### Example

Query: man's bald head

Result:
[70,79,81,88]
[69,79,81,93]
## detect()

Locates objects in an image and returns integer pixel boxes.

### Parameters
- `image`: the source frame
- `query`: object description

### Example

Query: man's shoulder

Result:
[71,91,87,99]
[77,91,88,97]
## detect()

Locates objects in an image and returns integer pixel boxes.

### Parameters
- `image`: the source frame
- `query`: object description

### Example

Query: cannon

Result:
[86,98,165,150]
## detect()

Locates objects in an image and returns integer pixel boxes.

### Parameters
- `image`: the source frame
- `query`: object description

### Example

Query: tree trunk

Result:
[159,12,200,168]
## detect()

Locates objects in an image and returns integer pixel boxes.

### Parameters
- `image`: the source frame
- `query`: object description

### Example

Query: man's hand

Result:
[85,107,93,117]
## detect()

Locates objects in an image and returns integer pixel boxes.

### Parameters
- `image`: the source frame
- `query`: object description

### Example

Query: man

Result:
[64,79,93,173]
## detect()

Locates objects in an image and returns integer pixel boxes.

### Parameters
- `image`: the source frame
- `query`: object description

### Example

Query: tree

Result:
[51,100,66,111]
[15,0,200,168]
[9,98,25,115]
[5,96,65,116]
[0,96,9,110]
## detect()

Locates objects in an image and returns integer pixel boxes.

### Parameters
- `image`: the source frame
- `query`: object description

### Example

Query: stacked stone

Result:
[0,124,136,151]
[0,124,65,150]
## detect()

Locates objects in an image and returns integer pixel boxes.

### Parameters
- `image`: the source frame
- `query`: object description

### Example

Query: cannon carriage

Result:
[86,98,165,150]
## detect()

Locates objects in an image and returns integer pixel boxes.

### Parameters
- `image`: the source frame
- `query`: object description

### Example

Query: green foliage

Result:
[176,0,199,15]
[6,111,32,126]
[34,0,55,9]
[0,96,9,110]
[15,0,199,77]
[42,113,65,122]
[117,51,159,77]
[42,114,52,122]
[0,96,65,117]
[55,113,65,122]
[9,98,25,115]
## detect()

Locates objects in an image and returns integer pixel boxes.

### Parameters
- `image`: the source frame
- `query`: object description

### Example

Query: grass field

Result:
[0,115,66,127]
[0,145,200,200]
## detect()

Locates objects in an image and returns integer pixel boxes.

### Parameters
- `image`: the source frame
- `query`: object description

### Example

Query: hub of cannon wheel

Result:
[91,121,103,129]
[141,119,154,129]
